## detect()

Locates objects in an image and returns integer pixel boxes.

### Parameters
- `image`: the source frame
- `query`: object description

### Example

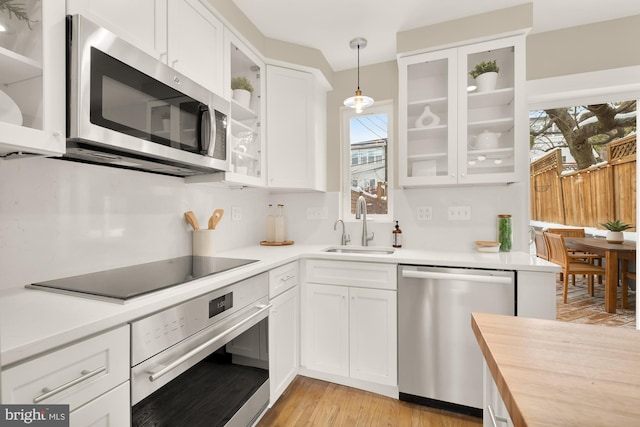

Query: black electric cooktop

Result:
[28,256,258,303]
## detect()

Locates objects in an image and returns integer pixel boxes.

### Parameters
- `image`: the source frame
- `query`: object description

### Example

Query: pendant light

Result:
[343,37,374,114]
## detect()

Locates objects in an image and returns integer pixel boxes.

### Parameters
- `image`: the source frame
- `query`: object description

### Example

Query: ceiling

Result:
[231,0,640,71]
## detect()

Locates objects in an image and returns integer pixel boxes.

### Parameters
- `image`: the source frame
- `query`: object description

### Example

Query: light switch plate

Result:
[448,205,471,221]
[231,207,241,221]
[306,207,328,220]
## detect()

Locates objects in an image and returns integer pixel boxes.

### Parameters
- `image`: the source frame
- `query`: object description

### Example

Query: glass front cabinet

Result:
[398,35,527,186]
[222,28,266,187]
[0,0,65,159]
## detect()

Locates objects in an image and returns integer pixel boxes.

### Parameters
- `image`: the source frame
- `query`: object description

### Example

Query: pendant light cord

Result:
[357,43,361,91]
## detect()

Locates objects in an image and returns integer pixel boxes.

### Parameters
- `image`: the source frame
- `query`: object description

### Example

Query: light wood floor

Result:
[258,276,636,426]
[257,375,481,427]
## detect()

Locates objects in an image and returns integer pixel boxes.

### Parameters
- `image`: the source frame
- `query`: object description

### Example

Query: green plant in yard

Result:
[231,76,254,93]
[469,60,499,79]
[599,220,633,232]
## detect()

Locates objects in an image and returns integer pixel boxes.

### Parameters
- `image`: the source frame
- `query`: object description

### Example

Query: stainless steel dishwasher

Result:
[398,265,515,417]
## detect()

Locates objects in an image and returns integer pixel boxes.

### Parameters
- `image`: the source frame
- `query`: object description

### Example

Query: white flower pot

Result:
[606,231,624,244]
[475,72,498,93]
[232,89,251,109]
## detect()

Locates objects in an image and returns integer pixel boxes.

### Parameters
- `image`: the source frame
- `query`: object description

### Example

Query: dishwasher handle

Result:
[401,269,512,285]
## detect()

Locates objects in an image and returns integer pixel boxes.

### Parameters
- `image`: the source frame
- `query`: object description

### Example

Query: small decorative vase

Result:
[414,105,440,128]
[232,89,251,109]
[475,72,498,92]
[606,231,624,244]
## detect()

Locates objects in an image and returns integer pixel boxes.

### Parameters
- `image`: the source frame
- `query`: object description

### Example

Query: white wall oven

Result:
[130,273,270,426]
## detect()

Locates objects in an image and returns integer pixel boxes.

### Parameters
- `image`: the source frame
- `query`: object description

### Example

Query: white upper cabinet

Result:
[223,29,266,187]
[167,0,224,95]
[398,35,526,186]
[266,65,328,191]
[67,0,224,95]
[0,0,65,159]
[66,0,167,60]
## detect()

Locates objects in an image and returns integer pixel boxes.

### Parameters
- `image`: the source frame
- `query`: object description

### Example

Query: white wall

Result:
[0,158,268,290]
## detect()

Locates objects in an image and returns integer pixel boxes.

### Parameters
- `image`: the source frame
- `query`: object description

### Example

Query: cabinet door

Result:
[269,286,299,405]
[266,65,317,189]
[349,287,397,386]
[167,0,224,95]
[0,0,65,158]
[66,0,166,60]
[304,283,349,376]
[457,36,526,185]
[398,49,458,186]
[225,29,266,187]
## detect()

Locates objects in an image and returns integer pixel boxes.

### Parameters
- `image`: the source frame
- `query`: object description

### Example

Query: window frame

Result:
[340,100,394,223]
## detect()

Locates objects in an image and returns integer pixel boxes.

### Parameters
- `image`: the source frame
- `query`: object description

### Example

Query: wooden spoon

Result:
[184,211,200,230]
[208,209,224,229]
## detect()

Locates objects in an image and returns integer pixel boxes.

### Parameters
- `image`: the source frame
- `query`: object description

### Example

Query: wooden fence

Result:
[530,134,636,230]
[350,182,388,215]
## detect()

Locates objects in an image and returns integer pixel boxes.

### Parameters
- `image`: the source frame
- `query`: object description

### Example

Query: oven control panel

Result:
[130,272,267,366]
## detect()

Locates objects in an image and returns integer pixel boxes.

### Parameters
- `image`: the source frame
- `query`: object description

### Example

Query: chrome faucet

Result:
[355,195,374,246]
[333,219,351,246]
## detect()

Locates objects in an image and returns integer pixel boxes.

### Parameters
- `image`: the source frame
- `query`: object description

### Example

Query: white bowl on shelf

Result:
[0,89,23,126]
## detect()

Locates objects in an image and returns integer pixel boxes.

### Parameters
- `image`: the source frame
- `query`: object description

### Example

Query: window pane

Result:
[349,114,388,215]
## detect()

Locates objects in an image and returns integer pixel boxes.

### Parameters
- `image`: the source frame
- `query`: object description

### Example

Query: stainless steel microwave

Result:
[65,15,230,177]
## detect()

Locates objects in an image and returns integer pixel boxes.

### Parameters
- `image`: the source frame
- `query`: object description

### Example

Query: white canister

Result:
[193,230,215,256]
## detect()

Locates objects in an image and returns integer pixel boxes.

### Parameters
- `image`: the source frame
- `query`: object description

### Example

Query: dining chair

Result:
[544,232,607,304]
[620,259,634,309]
[546,227,602,284]
[534,230,549,260]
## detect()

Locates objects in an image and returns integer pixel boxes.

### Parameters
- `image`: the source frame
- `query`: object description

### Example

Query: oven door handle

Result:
[148,303,272,383]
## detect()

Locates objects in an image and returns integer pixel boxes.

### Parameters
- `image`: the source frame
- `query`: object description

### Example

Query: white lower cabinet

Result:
[69,381,130,427]
[483,362,513,427]
[302,260,397,396]
[1,325,130,426]
[268,262,299,405]
[269,285,299,405]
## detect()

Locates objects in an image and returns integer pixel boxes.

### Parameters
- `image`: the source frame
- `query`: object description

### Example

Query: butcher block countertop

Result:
[471,312,640,427]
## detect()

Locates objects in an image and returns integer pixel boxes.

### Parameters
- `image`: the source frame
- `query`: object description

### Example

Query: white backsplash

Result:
[1,158,529,290]
[0,158,268,289]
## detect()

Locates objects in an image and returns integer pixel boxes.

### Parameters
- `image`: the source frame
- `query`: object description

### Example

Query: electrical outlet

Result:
[448,205,471,221]
[417,206,432,221]
[306,207,328,220]
[231,206,241,221]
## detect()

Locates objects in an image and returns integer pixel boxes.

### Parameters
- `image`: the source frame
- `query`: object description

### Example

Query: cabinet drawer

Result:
[269,261,299,298]
[70,381,130,427]
[306,260,396,290]
[1,326,130,411]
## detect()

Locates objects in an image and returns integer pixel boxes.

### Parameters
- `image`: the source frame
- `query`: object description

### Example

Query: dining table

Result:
[564,237,636,313]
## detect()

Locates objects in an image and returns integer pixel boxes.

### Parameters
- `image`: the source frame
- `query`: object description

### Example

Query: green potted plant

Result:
[469,60,499,92]
[231,76,254,108]
[599,220,633,243]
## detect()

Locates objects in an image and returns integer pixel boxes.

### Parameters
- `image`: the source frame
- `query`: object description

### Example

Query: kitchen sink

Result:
[322,246,396,255]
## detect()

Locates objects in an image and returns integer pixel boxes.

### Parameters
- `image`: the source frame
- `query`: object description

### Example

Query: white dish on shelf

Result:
[0,88,23,126]
[413,160,437,176]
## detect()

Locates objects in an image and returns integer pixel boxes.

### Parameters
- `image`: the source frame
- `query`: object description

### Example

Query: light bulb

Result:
[477,155,487,161]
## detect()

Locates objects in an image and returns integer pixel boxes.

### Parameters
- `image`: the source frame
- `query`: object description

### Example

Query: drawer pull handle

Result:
[487,405,509,427]
[281,275,295,282]
[33,366,106,403]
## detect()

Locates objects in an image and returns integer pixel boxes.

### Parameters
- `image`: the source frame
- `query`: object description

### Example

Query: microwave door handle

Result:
[207,106,216,157]
[199,105,213,156]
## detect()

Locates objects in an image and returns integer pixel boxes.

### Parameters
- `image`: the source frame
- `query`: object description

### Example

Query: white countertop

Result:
[0,244,558,367]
